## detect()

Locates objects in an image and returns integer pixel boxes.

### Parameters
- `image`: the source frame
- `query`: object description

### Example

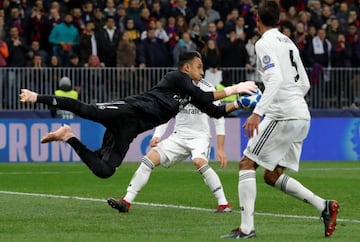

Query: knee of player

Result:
[193,158,207,169]
[239,156,255,170]
[263,170,278,186]
[93,167,116,179]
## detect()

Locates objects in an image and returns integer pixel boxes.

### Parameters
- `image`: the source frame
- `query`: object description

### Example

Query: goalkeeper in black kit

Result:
[20,51,257,179]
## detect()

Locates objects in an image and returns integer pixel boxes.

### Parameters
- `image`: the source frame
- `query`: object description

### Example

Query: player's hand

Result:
[243,113,261,138]
[217,148,227,169]
[224,81,257,96]
[234,81,257,95]
[149,137,161,147]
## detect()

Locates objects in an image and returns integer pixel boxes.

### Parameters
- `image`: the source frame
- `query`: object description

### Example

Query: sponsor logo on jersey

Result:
[173,94,191,111]
[262,55,271,64]
[263,63,275,71]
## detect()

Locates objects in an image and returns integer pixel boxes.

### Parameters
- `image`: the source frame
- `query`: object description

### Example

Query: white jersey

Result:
[254,28,311,120]
[153,80,225,139]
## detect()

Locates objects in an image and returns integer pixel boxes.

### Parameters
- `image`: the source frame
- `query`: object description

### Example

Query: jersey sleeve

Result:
[253,40,284,117]
[153,120,170,138]
[178,74,215,103]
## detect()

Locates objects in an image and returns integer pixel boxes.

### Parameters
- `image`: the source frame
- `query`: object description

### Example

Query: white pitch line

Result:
[0,190,359,224]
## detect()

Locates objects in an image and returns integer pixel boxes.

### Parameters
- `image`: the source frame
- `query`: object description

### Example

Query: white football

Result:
[238,88,262,111]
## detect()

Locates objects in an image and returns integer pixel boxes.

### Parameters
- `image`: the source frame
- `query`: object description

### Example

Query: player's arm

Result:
[212,81,258,100]
[212,115,227,168]
[150,121,170,147]
[252,40,284,117]
[191,99,239,118]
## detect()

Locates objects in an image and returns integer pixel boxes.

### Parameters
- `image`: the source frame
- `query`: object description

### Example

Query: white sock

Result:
[239,170,256,234]
[274,174,325,212]
[124,156,154,203]
[199,165,228,205]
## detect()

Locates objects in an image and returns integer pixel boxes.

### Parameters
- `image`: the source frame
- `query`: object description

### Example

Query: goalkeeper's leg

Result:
[19,89,123,123]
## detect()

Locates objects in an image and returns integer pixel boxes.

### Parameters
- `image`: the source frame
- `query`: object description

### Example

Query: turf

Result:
[0,161,359,242]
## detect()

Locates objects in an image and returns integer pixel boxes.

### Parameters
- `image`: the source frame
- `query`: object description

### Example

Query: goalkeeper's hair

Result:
[178,51,202,68]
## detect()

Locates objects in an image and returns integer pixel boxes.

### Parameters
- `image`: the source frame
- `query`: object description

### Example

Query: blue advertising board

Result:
[0,119,105,162]
[240,118,360,161]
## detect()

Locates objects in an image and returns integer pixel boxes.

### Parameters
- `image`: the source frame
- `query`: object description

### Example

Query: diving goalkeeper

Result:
[19,51,257,179]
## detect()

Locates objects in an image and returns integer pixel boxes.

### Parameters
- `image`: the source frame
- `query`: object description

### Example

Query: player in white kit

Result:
[108,79,232,213]
[221,1,339,239]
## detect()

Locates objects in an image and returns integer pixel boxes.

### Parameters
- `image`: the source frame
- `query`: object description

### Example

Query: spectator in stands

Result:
[346,23,360,67]
[298,11,311,31]
[204,21,225,48]
[67,53,81,67]
[5,7,27,40]
[48,12,79,66]
[116,31,136,96]
[293,22,308,64]
[245,32,258,82]
[138,27,170,67]
[126,0,141,21]
[308,0,323,29]
[335,2,349,32]
[116,31,136,67]
[84,54,105,101]
[125,18,141,44]
[82,1,95,23]
[306,28,332,108]
[175,15,188,36]
[31,40,48,65]
[0,9,5,39]
[28,6,46,46]
[171,0,194,22]
[43,7,62,53]
[97,16,121,67]
[286,6,299,28]
[141,18,169,42]
[136,7,151,33]
[234,16,249,41]
[327,17,340,45]
[165,16,178,50]
[203,0,220,23]
[6,26,27,67]
[103,0,117,18]
[201,39,221,71]
[71,7,86,33]
[5,26,28,108]
[172,31,197,67]
[52,76,79,119]
[79,21,98,66]
[150,1,168,21]
[93,8,106,30]
[154,19,169,43]
[190,23,205,51]
[220,30,251,71]
[189,7,209,37]
[224,8,239,35]
[348,10,360,28]
[114,4,127,32]
[0,37,9,67]
[331,32,352,107]
[48,55,61,67]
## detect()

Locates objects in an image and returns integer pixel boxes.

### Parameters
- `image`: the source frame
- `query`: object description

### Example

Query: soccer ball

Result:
[237,89,262,111]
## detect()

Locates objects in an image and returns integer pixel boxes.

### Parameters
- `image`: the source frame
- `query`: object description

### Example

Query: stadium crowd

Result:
[0,0,360,109]
[0,0,359,69]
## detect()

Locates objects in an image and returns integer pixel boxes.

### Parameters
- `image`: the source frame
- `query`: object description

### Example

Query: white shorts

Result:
[153,133,211,168]
[244,118,310,172]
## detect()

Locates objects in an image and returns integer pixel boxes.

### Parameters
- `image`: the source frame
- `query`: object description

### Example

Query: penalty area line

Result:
[0,190,358,224]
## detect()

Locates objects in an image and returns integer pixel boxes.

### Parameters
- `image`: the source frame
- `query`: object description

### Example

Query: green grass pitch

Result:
[0,161,359,242]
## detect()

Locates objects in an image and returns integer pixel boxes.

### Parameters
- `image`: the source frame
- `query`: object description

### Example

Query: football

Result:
[237,88,262,111]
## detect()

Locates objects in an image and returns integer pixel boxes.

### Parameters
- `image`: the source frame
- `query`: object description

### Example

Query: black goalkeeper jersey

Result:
[123,70,227,129]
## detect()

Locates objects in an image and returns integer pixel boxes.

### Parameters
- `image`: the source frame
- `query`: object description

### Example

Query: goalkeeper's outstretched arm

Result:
[213,81,257,100]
